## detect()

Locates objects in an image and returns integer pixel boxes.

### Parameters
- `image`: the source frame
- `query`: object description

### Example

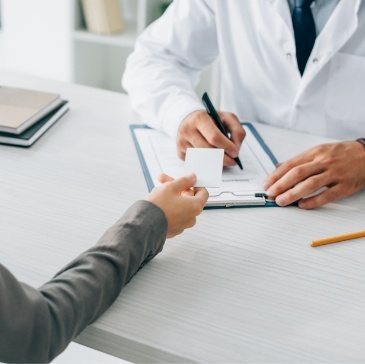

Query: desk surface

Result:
[1,71,365,363]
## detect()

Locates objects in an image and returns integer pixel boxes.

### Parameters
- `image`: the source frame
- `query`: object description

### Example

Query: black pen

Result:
[202,92,243,170]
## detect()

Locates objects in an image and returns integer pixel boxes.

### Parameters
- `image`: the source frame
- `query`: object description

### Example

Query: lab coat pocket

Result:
[325,53,365,138]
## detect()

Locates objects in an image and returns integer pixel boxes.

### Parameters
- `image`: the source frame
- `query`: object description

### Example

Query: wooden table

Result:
[1,72,365,363]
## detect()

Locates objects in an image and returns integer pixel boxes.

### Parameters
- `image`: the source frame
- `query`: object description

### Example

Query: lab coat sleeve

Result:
[0,201,167,363]
[122,0,218,139]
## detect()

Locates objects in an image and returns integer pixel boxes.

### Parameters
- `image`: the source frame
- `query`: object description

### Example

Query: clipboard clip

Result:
[255,193,268,198]
[255,192,276,204]
[208,191,272,207]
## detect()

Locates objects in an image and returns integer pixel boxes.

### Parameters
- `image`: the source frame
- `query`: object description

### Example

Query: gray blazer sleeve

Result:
[0,200,167,363]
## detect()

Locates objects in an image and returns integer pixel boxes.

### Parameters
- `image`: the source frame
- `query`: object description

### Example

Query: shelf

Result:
[70,0,185,93]
[73,25,137,48]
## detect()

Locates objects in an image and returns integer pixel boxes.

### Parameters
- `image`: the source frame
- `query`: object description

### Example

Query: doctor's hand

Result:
[263,141,365,209]
[177,110,245,167]
[147,173,209,238]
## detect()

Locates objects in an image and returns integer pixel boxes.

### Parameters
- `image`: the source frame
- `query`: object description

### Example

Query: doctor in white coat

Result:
[123,0,365,209]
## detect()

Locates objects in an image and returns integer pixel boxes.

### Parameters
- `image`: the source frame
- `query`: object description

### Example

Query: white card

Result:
[184,148,224,187]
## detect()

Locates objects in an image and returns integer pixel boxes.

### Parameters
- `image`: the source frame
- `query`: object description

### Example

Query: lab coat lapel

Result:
[261,0,361,104]
[267,0,294,36]
[302,0,361,84]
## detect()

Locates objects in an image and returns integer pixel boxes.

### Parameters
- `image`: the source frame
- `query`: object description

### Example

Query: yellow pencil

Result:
[311,230,365,247]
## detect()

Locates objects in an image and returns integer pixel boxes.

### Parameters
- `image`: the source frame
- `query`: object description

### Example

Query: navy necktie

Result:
[292,0,316,75]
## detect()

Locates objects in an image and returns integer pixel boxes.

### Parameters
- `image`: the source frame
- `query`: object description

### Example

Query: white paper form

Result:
[133,125,277,207]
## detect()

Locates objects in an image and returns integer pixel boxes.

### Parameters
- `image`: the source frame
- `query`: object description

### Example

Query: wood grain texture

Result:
[1,71,365,363]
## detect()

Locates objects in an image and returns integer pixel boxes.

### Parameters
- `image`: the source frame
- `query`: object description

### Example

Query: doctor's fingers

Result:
[218,112,246,148]
[186,126,236,167]
[196,117,239,158]
[265,162,325,199]
[222,154,238,167]
[263,152,315,189]
[176,139,193,160]
[274,172,332,206]
[188,130,214,148]
[298,184,344,209]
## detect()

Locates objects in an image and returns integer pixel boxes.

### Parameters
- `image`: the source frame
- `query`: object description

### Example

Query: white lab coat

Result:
[122,0,365,140]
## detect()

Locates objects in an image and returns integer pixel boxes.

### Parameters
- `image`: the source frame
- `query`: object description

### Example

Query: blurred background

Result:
[0,0,218,97]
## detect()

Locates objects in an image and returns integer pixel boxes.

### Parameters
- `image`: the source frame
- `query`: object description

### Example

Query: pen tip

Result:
[235,159,243,170]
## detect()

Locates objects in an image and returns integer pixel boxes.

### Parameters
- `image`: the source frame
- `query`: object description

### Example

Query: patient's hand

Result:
[148,173,209,238]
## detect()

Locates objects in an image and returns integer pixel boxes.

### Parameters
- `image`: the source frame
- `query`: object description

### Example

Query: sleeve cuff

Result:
[160,94,205,139]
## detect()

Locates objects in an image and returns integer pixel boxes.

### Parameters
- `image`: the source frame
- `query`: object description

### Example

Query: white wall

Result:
[0,0,73,82]
[0,0,219,98]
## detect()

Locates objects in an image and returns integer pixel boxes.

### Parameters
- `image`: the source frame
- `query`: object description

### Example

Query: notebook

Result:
[0,86,63,134]
[0,100,69,147]
[130,123,279,208]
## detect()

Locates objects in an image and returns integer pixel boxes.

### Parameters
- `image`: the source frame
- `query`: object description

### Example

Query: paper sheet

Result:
[184,148,224,187]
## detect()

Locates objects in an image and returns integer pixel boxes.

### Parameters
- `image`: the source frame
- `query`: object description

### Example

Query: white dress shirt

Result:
[123,0,365,140]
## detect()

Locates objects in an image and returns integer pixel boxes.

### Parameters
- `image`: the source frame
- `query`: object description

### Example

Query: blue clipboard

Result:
[130,122,278,209]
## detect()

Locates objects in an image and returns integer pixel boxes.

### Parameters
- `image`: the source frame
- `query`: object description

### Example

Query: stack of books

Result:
[0,86,69,147]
